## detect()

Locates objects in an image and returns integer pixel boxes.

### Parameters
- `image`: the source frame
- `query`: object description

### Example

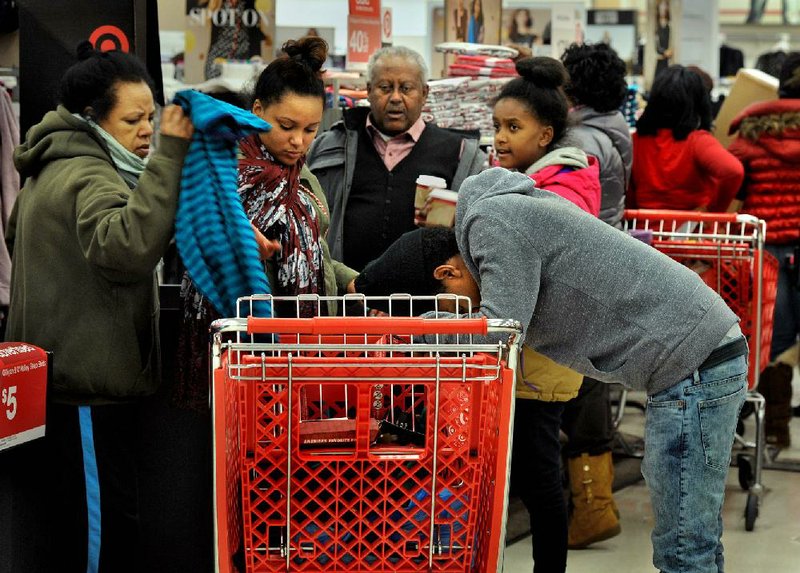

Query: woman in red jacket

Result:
[629,65,743,212]
[728,52,800,447]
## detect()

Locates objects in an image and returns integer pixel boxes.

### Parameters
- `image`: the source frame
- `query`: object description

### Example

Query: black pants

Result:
[561,377,613,458]
[511,398,567,573]
[1,403,141,573]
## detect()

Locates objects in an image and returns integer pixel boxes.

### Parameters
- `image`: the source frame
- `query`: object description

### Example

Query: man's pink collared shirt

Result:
[365,115,427,172]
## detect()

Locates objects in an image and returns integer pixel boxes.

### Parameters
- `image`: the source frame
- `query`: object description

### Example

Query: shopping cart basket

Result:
[211,294,523,572]
[623,210,778,531]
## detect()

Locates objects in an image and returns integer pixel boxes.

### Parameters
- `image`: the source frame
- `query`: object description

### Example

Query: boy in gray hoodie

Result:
[362,168,748,573]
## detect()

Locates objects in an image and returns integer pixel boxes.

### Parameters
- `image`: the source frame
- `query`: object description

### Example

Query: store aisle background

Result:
[503,391,800,572]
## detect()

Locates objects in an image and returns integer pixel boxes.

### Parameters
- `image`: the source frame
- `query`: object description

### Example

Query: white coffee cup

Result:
[414,175,447,209]
[425,189,458,227]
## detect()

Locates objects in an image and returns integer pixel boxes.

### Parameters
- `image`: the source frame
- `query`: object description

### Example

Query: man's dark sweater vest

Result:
[343,123,462,271]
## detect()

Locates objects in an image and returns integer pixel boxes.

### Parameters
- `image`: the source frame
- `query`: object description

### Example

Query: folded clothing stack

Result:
[448,54,518,78]
[423,76,511,142]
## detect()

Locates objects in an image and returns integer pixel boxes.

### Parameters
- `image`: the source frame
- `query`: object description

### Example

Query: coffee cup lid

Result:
[428,189,458,202]
[415,175,447,188]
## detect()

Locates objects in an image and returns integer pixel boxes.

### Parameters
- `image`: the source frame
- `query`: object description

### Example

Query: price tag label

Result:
[0,343,48,452]
[347,15,382,70]
[2,385,17,420]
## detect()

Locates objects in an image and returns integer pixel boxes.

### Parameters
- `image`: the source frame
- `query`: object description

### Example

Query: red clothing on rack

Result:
[630,129,744,212]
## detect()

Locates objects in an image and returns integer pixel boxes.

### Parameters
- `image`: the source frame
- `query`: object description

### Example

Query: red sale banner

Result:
[0,343,49,452]
[349,0,380,19]
[347,15,382,70]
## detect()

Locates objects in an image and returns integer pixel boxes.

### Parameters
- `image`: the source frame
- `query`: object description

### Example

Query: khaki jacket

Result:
[517,345,582,402]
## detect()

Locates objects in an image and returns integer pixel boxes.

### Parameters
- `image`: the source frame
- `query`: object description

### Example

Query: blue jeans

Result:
[642,342,748,573]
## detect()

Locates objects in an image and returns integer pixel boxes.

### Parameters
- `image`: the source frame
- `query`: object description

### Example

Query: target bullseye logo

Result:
[89,25,130,53]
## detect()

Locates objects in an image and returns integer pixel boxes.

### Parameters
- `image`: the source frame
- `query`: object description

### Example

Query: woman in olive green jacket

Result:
[4,45,193,572]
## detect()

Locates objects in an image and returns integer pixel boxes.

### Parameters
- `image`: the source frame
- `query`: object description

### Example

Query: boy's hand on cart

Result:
[252,225,281,260]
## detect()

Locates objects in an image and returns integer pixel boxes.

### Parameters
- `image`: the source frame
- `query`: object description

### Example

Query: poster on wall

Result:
[500,8,551,49]
[549,4,586,59]
[184,0,275,84]
[445,0,502,45]
[585,10,638,68]
[644,0,681,89]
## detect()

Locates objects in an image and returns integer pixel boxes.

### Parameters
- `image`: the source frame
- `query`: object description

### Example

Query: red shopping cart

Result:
[623,209,779,531]
[211,294,523,572]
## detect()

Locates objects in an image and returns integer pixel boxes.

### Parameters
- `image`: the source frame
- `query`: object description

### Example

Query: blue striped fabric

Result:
[172,90,273,318]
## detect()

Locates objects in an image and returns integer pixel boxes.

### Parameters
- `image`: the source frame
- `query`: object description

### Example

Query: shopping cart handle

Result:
[624,209,756,224]
[245,316,489,336]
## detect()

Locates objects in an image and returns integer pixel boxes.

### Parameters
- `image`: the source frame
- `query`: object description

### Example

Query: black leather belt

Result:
[699,336,748,371]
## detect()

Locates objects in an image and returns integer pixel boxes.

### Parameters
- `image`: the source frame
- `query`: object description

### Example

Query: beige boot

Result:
[567,452,621,549]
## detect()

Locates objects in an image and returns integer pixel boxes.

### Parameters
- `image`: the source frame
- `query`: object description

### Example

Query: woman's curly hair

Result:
[561,42,628,113]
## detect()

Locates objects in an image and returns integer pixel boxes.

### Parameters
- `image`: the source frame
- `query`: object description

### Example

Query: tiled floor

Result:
[502,400,800,572]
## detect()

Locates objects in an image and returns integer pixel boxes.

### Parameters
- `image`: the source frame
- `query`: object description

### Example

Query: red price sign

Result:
[349,0,380,18]
[347,15,382,70]
[0,343,48,452]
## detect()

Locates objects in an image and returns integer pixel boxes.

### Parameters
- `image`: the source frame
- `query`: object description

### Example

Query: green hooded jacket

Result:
[6,106,189,404]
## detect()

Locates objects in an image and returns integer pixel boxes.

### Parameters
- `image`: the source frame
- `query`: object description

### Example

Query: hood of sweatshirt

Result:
[14,106,111,180]
[457,166,548,232]
[525,145,588,173]
[524,146,601,215]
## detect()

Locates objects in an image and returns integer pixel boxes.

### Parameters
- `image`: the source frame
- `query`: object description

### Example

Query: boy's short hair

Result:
[355,227,460,299]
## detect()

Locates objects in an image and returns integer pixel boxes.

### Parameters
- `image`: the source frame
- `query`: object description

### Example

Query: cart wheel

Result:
[737,453,754,490]
[744,492,759,532]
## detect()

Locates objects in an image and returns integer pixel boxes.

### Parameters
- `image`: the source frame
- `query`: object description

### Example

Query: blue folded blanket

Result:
[172,89,272,318]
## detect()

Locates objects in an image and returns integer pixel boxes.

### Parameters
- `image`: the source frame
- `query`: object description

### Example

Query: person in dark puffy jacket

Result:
[728,51,800,448]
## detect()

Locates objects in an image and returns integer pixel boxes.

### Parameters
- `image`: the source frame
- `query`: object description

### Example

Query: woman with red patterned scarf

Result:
[175,36,357,409]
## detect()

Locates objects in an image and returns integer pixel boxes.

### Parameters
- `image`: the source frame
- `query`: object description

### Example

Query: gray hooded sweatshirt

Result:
[449,168,738,396]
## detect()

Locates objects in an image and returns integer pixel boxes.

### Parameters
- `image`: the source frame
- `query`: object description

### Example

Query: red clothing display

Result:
[630,129,744,212]
[728,99,800,244]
